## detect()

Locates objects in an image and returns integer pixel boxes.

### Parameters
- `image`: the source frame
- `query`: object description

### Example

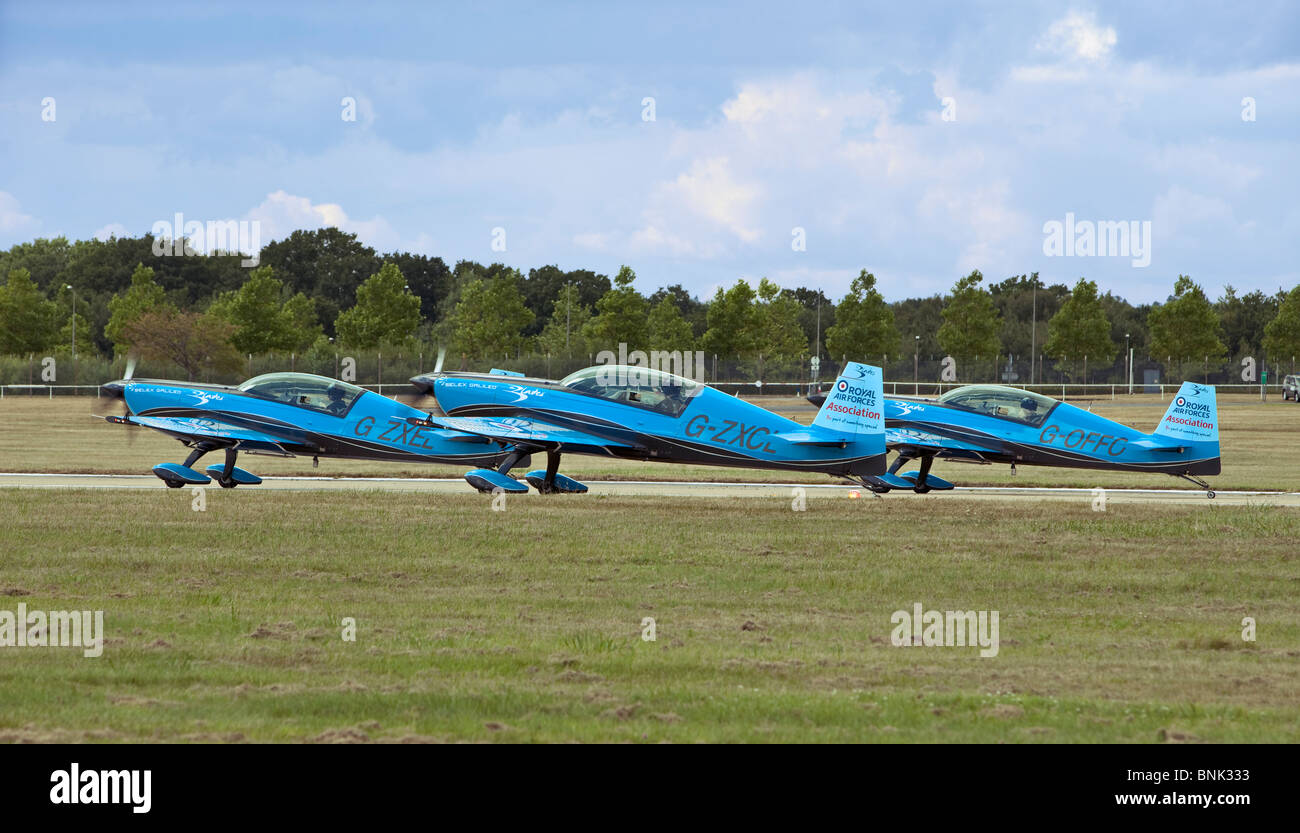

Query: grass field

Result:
[1,393,1298,490]
[1,489,1298,742]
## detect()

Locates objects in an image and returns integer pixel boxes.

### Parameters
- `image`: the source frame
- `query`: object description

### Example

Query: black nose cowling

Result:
[408,375,437,395]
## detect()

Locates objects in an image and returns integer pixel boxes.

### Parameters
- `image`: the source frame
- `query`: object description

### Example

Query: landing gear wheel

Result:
[217,477,238,489]
[164,479,183,489]
[913,485,931,495]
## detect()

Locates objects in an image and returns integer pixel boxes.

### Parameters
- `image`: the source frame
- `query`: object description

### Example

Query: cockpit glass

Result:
[937,385,1057,427]
[559,365,702,417]
[237,373,364,417]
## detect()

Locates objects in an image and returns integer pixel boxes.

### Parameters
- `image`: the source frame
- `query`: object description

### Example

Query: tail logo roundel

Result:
[1175,396,1186,407]
[836,380,849,392]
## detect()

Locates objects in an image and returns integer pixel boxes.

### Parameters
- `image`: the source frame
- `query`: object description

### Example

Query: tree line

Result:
[1,229,1298,382]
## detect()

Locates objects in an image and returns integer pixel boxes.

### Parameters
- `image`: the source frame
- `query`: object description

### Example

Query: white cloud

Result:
[94,222,130,241]
[0,192,38,236]
[1037,11,1117,63]
[243,190,404,251]
[645,156,762,244]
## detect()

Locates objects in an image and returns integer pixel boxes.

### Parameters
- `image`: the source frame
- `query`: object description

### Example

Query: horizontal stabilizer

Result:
[776,430,849,447]
[1130,438,1186,452]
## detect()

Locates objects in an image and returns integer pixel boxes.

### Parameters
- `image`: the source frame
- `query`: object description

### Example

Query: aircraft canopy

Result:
[238,372,365,416]
[938,385,1058,427]
[559,365,701,417]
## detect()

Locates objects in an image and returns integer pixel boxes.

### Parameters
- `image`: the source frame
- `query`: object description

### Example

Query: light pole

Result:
[914,335,920,396]
[1030,278,1037,385]
[65,284,76,387]
[1125,333,1131,395]
[565,281,573,354]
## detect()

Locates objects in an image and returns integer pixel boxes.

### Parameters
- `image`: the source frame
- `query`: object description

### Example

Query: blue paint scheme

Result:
[811,380,1221,495]
[203,464,262,485]
[151,463,210,485]
[465,469,530,493]
[897,470,954,490]
[524,471,587,493]
[409,362,887,494]
[102,372,516,487]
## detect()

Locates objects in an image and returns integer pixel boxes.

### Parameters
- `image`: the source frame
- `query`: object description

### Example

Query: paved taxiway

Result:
[2,472,1297,506]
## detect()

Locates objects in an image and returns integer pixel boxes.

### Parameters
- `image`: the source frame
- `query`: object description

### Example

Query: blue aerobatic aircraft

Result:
[97,359,514,488]
[808,381,1221,497]
[404,361,888,494]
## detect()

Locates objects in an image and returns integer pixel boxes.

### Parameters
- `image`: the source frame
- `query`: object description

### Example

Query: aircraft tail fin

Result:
[812,362,886,453]
[1155,382,1219,444]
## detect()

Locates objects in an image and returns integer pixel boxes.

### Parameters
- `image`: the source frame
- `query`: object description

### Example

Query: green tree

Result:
[937,270,1002,373]
[334,262,422,348]
[1263,284,1300,363]
[104,263,169,354]
[0,268,61,354]
[258,228,382,335]
[534,283,592,357]
[1216,286,1279,356]
[825,269,900,361]
[751,278,807,362]
[700,279,757,358]
[1147,275,1226,363]
[646,295,696,351]
[122,307,242,381]
[649,284,708,339]
[582,265,648,352]
[891,295,945,358]
[0,236,76,292]
[281,293,324,352]
[208,266,321,354]
[450,272,535,359]
[1042,278,1117,373]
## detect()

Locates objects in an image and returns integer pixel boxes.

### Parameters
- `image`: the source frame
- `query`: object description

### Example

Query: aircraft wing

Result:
[886,426,997,460]
[106,414,296,454]
[425,415,636,450]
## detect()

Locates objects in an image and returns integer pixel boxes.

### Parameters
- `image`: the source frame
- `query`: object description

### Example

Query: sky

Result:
[0,0,1297,304]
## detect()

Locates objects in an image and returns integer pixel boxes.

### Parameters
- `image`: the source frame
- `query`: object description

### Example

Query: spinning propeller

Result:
[95,357,142,443]
[394,347,446,416]
[95,355,137,415]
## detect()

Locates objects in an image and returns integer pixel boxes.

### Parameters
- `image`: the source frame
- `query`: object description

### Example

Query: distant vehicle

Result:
[808,381,1221,497]
[1283,374,1299,402]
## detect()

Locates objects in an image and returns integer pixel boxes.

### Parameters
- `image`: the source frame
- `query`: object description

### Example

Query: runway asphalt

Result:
[2,472,1297,506]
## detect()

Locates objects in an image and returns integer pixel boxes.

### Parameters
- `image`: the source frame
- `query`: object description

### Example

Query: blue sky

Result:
[1,1,1297,303]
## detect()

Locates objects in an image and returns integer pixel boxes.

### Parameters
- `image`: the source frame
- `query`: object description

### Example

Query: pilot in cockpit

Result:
[325,384,349,416]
